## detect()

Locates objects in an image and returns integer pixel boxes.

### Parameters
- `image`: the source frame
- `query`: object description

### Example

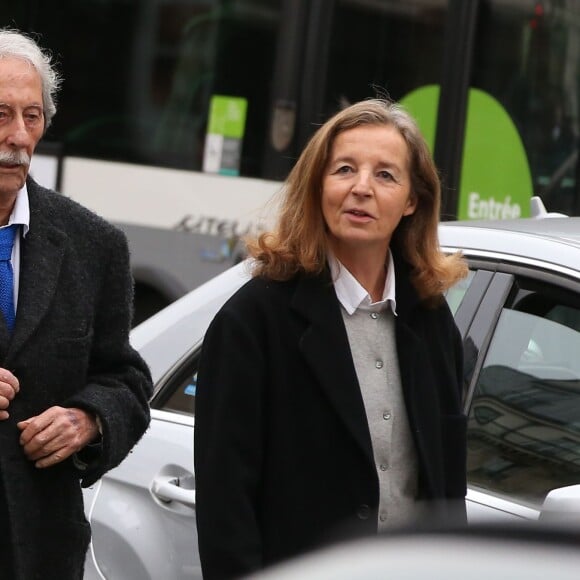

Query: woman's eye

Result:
[378,170,395,181]
[336,165,352,174]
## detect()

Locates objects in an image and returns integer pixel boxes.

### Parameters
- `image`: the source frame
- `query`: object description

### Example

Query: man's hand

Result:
[17,406,100,468]
[0,368,19,420]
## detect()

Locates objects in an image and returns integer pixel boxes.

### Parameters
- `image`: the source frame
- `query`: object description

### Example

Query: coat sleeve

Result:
[64,228,153,486]
[194,288,266,580]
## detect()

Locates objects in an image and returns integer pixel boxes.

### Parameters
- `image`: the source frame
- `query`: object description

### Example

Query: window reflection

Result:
[468,305,580,507]
[323,0,448,116]
[473,1,580,214]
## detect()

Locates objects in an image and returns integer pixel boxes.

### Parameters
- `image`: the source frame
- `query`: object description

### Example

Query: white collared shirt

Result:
[2,185,31,310]
[328,250,397,315]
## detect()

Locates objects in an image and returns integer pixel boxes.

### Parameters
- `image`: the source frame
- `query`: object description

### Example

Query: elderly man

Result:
[0,28,152,579]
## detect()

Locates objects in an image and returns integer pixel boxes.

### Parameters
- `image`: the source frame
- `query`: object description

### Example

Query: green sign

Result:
[203,95,248,176]
[208,95,248,138]
[401,85,533,219]
[399,84,439,152]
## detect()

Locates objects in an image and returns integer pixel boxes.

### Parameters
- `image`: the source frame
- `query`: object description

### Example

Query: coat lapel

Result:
[290,271,374,464]
[5,189,67,364]
[392,250,441,495]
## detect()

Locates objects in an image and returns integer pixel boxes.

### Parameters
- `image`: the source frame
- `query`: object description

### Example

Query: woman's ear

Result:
[403,194,418,216]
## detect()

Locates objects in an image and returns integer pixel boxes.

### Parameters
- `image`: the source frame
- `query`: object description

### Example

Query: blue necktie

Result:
[0,224,18,332]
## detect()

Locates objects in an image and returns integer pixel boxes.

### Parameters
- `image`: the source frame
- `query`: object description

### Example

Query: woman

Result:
[194,98,468,579]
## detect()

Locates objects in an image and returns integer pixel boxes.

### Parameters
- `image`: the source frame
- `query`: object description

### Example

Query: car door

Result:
[458,262,580,522]
[86,349,202,580]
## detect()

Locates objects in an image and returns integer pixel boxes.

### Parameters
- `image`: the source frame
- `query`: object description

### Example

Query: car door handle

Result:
[151,475,196,509]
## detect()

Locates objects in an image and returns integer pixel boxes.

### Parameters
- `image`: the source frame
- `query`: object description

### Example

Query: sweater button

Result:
[356,504,370,520]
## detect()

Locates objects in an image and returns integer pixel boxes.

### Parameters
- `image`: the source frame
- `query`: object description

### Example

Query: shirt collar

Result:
[8,185,31,237]
[328,250,397,316]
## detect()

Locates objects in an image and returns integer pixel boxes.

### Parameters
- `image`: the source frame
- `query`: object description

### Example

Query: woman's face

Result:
[321,124,417,262]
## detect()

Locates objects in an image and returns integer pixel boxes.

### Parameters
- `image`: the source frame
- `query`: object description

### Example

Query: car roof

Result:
[251,524,580,580]
[439,217,580,275]
[442,216,580,242]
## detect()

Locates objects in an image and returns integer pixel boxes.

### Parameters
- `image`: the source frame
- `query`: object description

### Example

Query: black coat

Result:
[0,179,153,580]
[194,253,467,580]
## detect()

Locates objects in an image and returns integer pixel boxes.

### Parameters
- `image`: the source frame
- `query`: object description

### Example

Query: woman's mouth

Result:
[346,208,373,219]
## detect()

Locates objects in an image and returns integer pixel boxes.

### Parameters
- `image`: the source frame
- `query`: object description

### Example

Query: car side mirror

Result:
[538,484,580,523]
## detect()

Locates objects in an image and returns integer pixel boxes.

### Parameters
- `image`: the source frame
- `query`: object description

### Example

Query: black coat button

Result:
[356,504,370,520]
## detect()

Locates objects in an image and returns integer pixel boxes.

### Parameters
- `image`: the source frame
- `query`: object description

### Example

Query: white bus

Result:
[6,0,580,322]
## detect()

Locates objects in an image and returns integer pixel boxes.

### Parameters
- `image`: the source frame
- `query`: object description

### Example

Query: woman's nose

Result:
[351,171,373,195]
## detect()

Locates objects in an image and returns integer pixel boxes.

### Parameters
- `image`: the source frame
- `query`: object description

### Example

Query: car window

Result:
[152,353,199,417]
[467,279,580,509]
[445,269,476,315]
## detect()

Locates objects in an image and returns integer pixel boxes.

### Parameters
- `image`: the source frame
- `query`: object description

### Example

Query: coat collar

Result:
[289,268,374,463]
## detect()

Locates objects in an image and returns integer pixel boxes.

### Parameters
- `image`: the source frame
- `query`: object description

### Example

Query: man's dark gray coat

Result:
[0,178,152,579]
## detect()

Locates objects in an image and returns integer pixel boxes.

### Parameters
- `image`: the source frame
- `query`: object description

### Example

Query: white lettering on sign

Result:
[173,214,267,238]
[174,215,245,237]
[467,192,522,220]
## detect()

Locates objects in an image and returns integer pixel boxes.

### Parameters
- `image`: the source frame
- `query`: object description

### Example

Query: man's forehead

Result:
[0,58,42,103]
[0,56,41,83]
[0,102,43,108]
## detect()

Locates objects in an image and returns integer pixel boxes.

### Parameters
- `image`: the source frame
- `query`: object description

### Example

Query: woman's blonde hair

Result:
[246,98,467,301]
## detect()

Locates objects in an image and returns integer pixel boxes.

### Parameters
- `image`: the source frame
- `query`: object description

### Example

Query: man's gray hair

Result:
[0,28,61,129]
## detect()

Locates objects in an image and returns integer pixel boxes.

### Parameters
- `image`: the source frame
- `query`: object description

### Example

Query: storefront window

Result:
[473,1,580,214]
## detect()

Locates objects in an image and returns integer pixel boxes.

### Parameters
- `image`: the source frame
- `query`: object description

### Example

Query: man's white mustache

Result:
[0,150,31,165]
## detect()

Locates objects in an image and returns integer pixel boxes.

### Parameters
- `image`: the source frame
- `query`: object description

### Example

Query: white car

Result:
[83,214,580,578]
